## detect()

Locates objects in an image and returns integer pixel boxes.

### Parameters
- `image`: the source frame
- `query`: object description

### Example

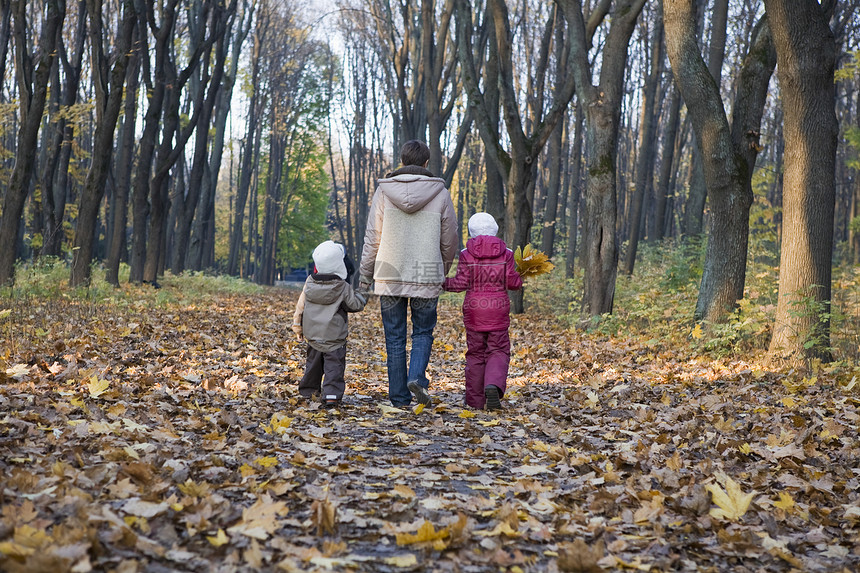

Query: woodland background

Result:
[1,1,860,571]
[0,0,859,359]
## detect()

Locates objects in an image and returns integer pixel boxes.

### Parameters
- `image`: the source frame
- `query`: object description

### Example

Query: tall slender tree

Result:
[557,0,647,316]
[765,0,838,361]
[70,0,137,286]
[665,0,777,322]
[0,0,65,286]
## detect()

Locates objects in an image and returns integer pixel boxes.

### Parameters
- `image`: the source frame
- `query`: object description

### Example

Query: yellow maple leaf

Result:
[514,244,554,279]
[178,479,211,498]
[264,414,293,434]
[705,477,755,521]
[412,403,425,415]
[738,443,752,454]
[690,323,704,340]
[773,491,795,512]
[207,529,230,547]
[384,554,417,567]
[395,520,450,550]
[458,410,476,418]
[255,456,279,468]
[87,376,110,398]
[0,541,35,559]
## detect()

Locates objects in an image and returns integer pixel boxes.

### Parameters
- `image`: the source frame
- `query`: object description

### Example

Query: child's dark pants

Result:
[464,329,510,409]
[299,344,347,400]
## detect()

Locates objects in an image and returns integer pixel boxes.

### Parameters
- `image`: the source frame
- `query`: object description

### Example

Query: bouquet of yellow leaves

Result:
[514,243,554,279]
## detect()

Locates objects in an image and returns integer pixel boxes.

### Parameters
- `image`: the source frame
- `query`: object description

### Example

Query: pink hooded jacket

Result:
[443,235,523,332]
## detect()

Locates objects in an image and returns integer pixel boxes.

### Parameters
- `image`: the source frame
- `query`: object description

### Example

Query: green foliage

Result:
[1,260,261,307]
[845,126,860,171]
[277,145,330,270]
[835,50,860,83]
[748,168,781,264]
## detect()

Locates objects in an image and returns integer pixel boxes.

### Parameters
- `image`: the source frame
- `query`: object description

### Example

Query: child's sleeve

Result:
[442,253,469,292]
[505,250,524,291]
[292,286,307,337]
[342,283,367,313]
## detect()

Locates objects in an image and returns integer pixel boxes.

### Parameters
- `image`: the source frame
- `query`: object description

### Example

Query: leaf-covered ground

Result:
[1,285,859,572]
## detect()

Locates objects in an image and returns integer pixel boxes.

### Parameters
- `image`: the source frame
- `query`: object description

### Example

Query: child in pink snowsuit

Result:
[443,213,523,410]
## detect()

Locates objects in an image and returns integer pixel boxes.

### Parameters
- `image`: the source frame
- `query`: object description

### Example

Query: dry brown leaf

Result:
[558,538,605,572]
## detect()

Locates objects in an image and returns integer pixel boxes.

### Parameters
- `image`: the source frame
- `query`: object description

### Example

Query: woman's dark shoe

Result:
[407,380,432,406]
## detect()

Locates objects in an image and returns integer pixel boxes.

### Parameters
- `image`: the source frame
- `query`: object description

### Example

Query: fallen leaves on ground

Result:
[0,286,859,572]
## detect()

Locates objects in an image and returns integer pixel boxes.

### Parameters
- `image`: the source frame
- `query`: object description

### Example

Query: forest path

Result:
[0,286,857,572]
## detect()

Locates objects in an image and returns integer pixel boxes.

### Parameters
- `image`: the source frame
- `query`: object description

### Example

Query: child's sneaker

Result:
[484,385,502,411]
[407,380,432,406]
[324,395,340,409]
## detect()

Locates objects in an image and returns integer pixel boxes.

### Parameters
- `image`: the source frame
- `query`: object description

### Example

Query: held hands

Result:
[357,276,373,299]
[291,323,303,339]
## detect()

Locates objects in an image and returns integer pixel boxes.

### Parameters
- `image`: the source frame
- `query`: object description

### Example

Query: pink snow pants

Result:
[464,328,511,409]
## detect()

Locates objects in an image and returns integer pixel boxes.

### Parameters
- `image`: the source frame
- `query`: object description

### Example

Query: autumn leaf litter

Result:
[0,287,858,572]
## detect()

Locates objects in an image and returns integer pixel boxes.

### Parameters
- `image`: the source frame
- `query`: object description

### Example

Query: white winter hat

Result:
[468,212,499,238]
[312,240,347,279]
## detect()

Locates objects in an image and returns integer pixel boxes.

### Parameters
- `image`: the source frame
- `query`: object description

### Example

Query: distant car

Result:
[283,268,309,282]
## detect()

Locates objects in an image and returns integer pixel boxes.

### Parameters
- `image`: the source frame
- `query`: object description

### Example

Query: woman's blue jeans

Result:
[380,296,438,406]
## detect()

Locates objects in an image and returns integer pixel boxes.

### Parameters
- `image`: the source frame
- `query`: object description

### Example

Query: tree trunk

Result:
[0,0,64,286]
[129,0,180,283]
[665,0,775,323]
[765,0,837,361]
[541,117,564,258]
[483,17,505,230]
[258,134,285,286]
[623,6,663,275]
[681,0,727,237]
[652,84,681,242]
[70,0,135,287]
[41,0,86,257]
[558,0,646,317]
[541,14,569,259]
[143,0,228,283]
[565,103,583,279]
[173,29,229,274]
[0,4,11,104]
[227,14,265,276]
[106,25,140,286]
[191,0,253,272]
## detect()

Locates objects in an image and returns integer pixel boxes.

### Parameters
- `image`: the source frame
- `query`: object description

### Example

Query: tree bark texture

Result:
[0,0,64,286]
[558,0,646,317]
[623,5,663,275]
[664,0,774,323]
[129,0,181,283]
[681,0,726,237]
[106,25,140,286]
[41,0,86,257]
[70,0,136,287]
[652,84,681,242]
[765,0,838,361]
[565,104,584,279]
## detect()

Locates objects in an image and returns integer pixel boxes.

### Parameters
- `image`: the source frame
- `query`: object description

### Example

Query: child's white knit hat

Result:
[468,212,499,238]
[312,240,347,279]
